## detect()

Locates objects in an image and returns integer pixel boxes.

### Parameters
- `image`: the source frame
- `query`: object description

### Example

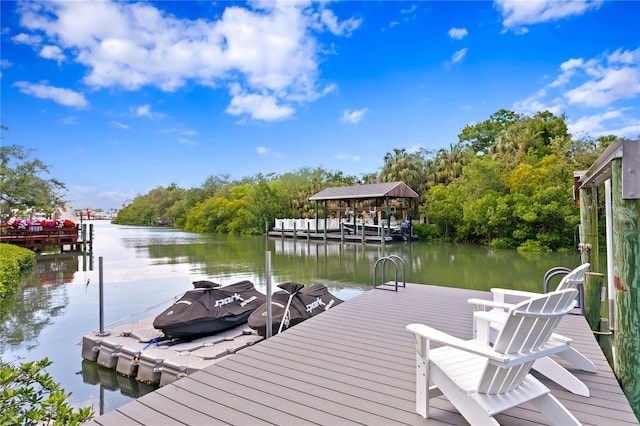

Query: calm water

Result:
[0,221,583,415]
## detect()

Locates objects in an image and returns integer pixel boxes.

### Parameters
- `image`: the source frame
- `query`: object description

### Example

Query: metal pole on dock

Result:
[96,257,109,336]
[265,251,273,339]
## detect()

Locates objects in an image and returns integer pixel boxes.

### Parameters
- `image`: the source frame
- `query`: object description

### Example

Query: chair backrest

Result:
[556,263,590,291]
[477,288,578,394]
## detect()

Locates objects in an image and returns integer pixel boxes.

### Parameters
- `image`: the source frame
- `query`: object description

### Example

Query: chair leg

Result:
[556,347,597,373]
[530,392,581,426]
[533,357,590,397]
[415,349,429,418]
[429,366,500,426]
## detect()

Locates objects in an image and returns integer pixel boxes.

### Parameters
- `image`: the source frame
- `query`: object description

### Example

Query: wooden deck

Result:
[87,284,638,425]
[0,227,84,251]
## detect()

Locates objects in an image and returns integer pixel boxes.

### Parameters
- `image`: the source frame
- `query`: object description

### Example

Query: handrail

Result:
[543,266,584,315]
[373,255,406,291]
[543,267,571,293]
[386,255,406,287]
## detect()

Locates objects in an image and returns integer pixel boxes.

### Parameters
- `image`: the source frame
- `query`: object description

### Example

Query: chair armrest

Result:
[490,288,541,303]
[406,323,509,363]
[407,323,567,367]
[468,298,514,312]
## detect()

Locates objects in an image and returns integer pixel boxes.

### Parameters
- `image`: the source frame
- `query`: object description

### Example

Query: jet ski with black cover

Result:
[248,282,343,336]
[153,280,266,339]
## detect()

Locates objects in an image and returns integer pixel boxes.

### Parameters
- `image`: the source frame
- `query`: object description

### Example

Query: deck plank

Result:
[87,283,638,426]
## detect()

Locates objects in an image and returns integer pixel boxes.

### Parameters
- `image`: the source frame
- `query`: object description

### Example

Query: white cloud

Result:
[568,109,640,138]
[550,57,584,87]
[40,45,65,63]
[14,81,88,107]
[451,48,468,64]
[0,59,11,77]
[12,32,42,46]
[401,5,417,15]
[320,9,362,36]
[161,128,197,136]
[565,66,640,107]
[256,146,271,155]
[548,48,640,108]
[495,0,602,33]
[14,1,360,122]
[513,89,564,115]
[448,28,468,40]
[342,108,368,124]
[226,83,295,121]
[111,121,130,129]
[514,47,640,139]
[131,104,163,118]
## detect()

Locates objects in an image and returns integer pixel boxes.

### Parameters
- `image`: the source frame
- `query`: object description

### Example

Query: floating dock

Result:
[81,319,263,387]
[86,284,638,425]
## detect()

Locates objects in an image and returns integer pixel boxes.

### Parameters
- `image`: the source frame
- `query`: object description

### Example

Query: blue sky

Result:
[1,1,639,211]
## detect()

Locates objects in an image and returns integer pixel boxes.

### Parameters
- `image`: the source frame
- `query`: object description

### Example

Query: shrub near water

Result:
[0,243,35,299]
[0,358,94,425]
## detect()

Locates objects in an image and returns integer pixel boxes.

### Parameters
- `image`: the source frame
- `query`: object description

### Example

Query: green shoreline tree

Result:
[1,127,67,224]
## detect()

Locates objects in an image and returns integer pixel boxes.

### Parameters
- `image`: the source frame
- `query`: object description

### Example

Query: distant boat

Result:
[153,280,266,339]
[342,221,415,241]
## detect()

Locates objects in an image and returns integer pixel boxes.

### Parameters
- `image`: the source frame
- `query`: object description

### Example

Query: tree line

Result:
[2,110,619,252]
[112,109,617,251]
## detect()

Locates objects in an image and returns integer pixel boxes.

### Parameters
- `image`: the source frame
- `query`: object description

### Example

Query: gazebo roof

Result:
[309,181,419,201]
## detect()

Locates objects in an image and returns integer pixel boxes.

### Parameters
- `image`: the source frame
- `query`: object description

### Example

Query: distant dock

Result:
[0,223,93,253]
[267,218,415,244]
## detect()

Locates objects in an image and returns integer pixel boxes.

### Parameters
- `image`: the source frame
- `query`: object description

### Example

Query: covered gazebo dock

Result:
[270,182,420,243]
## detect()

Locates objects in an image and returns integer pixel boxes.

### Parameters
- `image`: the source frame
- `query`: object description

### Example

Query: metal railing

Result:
[373,255,406,291]
[543,266,584,315]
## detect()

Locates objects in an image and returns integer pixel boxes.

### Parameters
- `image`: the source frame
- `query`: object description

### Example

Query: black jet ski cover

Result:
[153,280,266,339]
[248,282,343,337]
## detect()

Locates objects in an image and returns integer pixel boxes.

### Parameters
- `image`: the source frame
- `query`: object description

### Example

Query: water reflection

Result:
[81,360,156,397]
[0,254,94,352]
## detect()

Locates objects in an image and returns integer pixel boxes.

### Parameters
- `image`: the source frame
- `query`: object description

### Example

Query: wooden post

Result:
[611,158,640,418]
[579,186,599,271]
[340,223,344,242]
[323,201,327,241]
[361,223,365,244]
[584,272,604,331]
[293,221,297,240]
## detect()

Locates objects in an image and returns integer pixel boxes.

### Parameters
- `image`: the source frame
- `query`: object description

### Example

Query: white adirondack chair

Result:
[469,263,596,397]
[407,289,582,426]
